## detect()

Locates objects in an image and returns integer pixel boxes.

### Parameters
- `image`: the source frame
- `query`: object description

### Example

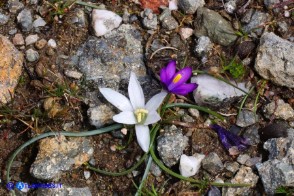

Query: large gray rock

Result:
[74,24,146,90]
[256,131,294,195]
[157,125,189,167]
[17,9,33,32]
[255,32,294,88]
[194,8,237,46]
[191,74,248,108]
[30,136,93,180]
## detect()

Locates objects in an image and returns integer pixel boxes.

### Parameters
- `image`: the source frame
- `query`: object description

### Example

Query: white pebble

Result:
[284,10,290,18]
[169,0,178,10]
[92,9,122,37]
[84,170,91,180]
[48,39,57,48]
[179,154,205,177]
[25,34,39,45]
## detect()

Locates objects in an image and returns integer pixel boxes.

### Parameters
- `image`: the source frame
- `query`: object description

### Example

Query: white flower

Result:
[99,72,167,152]
[179,154,205,177]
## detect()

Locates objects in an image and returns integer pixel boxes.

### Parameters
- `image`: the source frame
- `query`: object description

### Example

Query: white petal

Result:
[128,72,145,109]
[113,111,136,124]
[179,154,205,177]
[135,124,150,152]
[145,91,167,111]
[144,111,161,125]
[99,88,133,111]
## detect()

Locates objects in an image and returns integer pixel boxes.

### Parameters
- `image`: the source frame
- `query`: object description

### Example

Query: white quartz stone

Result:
[179,154,205,177]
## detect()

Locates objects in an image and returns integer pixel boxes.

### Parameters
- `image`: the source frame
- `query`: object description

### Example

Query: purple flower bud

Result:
[160,60,198,95]
[210,124,250,153]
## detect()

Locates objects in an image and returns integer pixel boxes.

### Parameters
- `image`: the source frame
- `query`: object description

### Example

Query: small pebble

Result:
[46,47,55,56]
[13,33,25,45]
[284,10,290,17]
[26,49,39,62]
[8,28,18,35]
[121,128,128,135]
[25,34,39,45]
[110,145,116,151]
[48,39,57,48]
[188,108,200,118]
[83,170,91,180]
[64,70,83,79]
[237,154,250,165]
[35,38,47,49]
[33,17,46,28]
[179,27,193,40]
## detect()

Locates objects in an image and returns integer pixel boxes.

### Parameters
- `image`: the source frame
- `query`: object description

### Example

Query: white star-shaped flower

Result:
[99,72,167,152]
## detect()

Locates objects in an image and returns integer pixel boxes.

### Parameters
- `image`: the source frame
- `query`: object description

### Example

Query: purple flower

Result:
[160,60,198,95]
[210,124,249,155]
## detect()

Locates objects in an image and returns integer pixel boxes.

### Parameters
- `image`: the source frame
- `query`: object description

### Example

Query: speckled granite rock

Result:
[30,136,93,180]
[0,35,23,105]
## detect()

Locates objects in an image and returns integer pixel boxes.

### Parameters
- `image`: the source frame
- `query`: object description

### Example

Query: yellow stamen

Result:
[172,74,182,83]
[134,109,148,124]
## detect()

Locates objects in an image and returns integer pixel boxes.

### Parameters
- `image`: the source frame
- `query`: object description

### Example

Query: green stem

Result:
[75,0,102,9]
[163,103,224,121]
[6,124,123,183]
[135,155,153,196]
[238,86,255,115]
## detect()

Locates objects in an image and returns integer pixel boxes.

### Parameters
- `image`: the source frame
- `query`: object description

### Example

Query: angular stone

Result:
[0,35,23,105]
[30,136,93,180]
[255,32,294,88]
[202,152,224,175]
[194,8,237,46]
[264,99,294,120]
[74,24,146,90]
[223,166,259,196]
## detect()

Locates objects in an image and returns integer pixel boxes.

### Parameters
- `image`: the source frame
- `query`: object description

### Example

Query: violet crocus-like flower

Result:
[99,72,167,152]
[160,60,198,95]
[210,124,249,155]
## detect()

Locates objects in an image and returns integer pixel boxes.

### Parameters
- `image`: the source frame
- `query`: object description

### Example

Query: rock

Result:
[178,0,205,14]
[245,157,262,167]
[224,161,240,174]
[259,121,289,141]
[150,161,162,177]
[141,9,158,30]
[255,32,294,88]
[84,170,91,180]
[25,34,39,45]
[0,35,23,105]
[0,12,9,25]
[87,105,115,128]
[264,0,280,9]
[70,8,87,27]
[48,39,57,48]
[264,99,294,120]
[224,0,237,14]
[237,41,256,59]
[157,125,189,167]
[236,110,258,127]
[208,186,221,196]
[12,33,25,46]
[34,186,92,196]
[169,0,178,10]
[159,9,178,30]
[35,38,47,49]
[277,21,288,34]
[256,130,294,195]
[74,24,146,90]
[194,8,238,46]
[188,108,200,118]
[241,9,254,24]
[64,70,83,79]
[179,153,205,177]
[8,0,24,13]
[243,10,269,36]
[25,49,39,62]
[202,152,224,175]
[92,9,122,37]
[30,136,93,180]
[33,17,46,28]
[179,27,193,40]
[195,36,212,57]
[191,74,248,108]
[17,9,33,32]
[223,166,259,196]
[243,124,260,145]
[9,29,17,35]
[237,154,250,165]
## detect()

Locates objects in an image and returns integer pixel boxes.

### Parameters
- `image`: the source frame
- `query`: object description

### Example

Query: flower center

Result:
[134,109,148,124]
[172,74,182,83]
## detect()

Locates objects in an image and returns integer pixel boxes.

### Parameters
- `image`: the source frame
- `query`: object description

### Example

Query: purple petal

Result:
[167,67,193,91]
[160,60,176,87]
[170,83,198,95]
[210,124,249,152]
